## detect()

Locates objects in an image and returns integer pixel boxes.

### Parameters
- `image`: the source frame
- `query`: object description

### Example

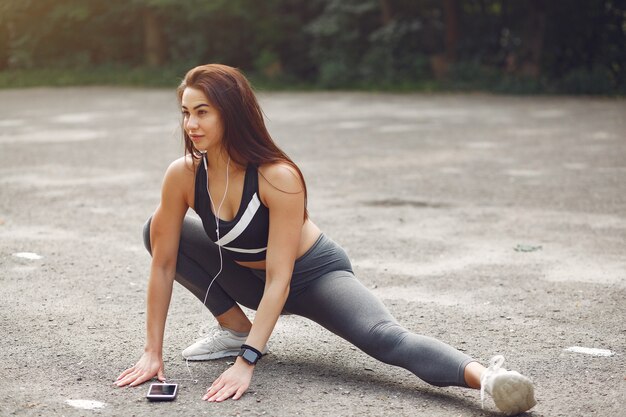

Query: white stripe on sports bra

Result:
[214,192,262,247]
[222,245,267,254]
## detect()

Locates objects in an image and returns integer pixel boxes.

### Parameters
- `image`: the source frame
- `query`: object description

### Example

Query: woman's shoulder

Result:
[160,155,198,207]
[258,161,303,194]
[161,155,198,195]
[165,154,199,180]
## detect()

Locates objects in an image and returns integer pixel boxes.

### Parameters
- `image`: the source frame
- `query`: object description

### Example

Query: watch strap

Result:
[239,344,263,364]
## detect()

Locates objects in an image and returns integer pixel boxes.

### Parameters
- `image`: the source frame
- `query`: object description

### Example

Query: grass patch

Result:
[0,66,623,95]
[0,67,186,89]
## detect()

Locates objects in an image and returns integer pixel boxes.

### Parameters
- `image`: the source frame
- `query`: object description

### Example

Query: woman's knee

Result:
[143,216,153,255]
[363,320,408,362]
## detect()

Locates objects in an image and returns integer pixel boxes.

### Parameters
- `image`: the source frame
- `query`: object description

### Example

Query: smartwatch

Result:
[238,344,263,365]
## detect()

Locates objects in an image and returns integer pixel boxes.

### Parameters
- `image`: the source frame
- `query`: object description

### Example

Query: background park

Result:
[1,1,625,416]
[1,0,625,94]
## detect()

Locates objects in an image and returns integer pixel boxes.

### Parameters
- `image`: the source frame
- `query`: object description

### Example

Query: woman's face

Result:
[181,87,224,152]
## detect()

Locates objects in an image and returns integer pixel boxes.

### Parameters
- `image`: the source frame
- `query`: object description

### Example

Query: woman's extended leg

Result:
[285,270,473,387]
[281,235,536,413]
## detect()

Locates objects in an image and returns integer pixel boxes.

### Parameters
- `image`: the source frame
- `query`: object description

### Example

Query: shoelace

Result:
[480,355,505,408]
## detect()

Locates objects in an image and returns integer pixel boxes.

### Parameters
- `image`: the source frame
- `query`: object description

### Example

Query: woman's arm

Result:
[244,164,305,350]
[204,163,305,402]
[116,157,191,387]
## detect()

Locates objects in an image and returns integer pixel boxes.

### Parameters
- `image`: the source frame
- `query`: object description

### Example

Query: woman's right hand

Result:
[115,157,190,389]
[115,351,165,387]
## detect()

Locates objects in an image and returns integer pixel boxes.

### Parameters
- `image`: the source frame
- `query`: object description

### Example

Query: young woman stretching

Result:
[116,64,536,415]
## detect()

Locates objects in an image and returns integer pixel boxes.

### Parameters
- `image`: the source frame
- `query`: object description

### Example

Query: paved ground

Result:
[0,88,624,416]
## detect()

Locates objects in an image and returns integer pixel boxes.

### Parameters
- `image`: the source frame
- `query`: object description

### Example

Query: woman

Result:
[116,64,536,415]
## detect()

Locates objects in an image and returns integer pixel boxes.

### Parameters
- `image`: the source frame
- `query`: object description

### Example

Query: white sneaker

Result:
[480,355,537,416]
[182,325,268,361]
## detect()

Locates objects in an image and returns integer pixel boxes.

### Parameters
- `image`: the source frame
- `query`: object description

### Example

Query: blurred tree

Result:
[443,0,459,62]
[379,0,392,25]
[142,6,166,67]
[519,0,546,77]
[430,0,460,78]
[0,0,623,93]
[0,0,143,68]
[542,0,625,91]
[0,20,8,70]
[307,0,437,86]
[306,0,379,86]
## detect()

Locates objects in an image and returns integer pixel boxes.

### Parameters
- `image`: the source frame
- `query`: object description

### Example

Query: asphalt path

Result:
[1,88,625,416]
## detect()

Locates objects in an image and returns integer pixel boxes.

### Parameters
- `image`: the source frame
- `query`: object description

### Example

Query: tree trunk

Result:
[0,22,9,70]
[143,8,166,67]
[520,0,546,78]
[442,0,459,62]
[379,0,393,26]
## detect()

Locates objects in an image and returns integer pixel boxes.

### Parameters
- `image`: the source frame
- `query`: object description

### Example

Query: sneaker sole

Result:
[183,348,270,361]
[491,372,537,416]
[183,349,241,361]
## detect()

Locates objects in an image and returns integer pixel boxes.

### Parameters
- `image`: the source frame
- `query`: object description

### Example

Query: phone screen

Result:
[149,384,177,396]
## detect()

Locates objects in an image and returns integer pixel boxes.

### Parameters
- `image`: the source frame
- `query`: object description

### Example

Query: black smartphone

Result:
[146,383,178,401]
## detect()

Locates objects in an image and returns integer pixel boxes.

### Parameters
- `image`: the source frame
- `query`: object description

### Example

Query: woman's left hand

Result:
[203,359,254,402]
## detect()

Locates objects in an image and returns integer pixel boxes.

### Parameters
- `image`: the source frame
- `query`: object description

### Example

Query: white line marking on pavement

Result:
[66,399,106,410]
[12,252,43,260]
[564,346,615,357]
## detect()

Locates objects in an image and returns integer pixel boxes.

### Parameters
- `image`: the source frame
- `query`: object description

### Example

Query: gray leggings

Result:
[143,216,473,387]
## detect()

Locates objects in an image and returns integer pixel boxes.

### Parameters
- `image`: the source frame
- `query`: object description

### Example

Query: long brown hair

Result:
[177,64,308,220]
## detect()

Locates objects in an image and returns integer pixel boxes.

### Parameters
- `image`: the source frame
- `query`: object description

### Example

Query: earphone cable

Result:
[201,153,230,314]
[167,153,231,385]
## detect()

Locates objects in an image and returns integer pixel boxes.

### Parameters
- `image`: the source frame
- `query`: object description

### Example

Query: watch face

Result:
[242,349,259,364]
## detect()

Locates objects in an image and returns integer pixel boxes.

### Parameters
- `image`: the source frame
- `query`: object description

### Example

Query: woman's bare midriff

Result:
[235,219,321,270]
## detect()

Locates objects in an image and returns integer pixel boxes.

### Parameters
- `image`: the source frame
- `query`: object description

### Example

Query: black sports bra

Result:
[194,158,270,262]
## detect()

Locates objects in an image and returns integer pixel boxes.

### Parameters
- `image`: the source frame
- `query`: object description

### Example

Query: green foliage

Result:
[0,0,624,94]
[556,66,616,95]
[307,0,439,88]
[0,65,185,89]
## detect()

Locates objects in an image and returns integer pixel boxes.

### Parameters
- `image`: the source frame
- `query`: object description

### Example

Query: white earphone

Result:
[200,151,231,311]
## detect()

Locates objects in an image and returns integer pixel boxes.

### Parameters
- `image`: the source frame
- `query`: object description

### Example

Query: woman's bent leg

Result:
[143,215,265,316]
[285,271,473,388]
[144,215,269,359]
